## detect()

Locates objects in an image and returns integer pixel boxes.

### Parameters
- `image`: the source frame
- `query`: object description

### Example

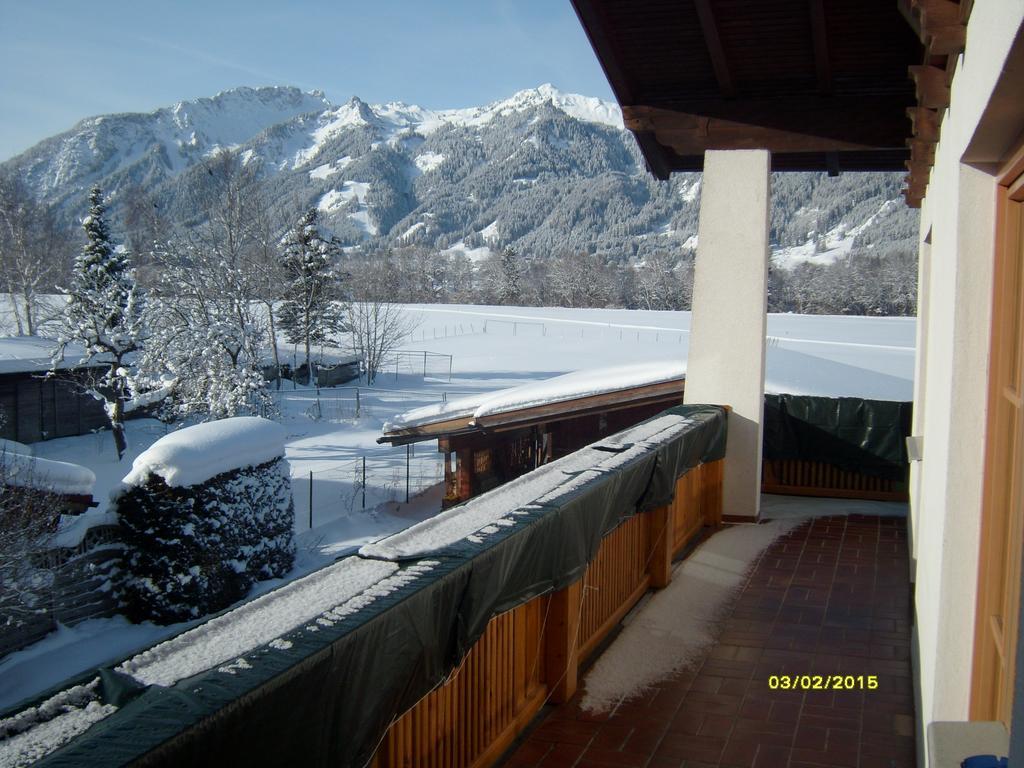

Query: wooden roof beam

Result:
[903,190,924,208]
[623,105,885,155]
[908,137,937,165]
[914,0,966,56]
[809,0,833,94]
[909,64,951,108]
[623,99,911,150]
[960,0,975,25]
[898,0,924,41]
[907,106,941,142]
[693,0,736,98]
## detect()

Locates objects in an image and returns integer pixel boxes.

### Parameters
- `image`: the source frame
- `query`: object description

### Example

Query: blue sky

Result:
[0,0,615,161]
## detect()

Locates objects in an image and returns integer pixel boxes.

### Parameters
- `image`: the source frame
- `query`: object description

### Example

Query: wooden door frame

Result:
[971,139,1024,724]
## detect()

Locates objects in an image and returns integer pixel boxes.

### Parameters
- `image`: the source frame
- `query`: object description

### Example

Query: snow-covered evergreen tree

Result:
[277,208,342,383]
[54,186,146,459]
[497,247,524,304]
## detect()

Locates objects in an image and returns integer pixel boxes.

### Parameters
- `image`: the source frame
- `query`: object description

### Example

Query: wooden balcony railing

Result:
[761,458,908,502]
[377,599,548,768]
[373,459,724,768]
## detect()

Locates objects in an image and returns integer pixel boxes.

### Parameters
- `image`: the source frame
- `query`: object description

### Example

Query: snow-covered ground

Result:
[0,303,915,712]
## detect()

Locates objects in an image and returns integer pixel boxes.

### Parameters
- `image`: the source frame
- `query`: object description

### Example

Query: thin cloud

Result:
[134,34,317,91]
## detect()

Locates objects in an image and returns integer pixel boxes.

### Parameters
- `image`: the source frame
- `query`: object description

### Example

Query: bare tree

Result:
[633,251,693,310]
[346,260,417,385]
[548,251,613,308]
[142,240,271,420]
[120,182,170,284]
[136,149,288,419]
[0,441,61,626]
[0,172,70,336]
[247,187,288,383]
[184,149,266,358]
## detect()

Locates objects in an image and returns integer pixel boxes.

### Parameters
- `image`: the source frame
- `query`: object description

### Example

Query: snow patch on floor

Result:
[760,493,907,519]
[580,519,801,713]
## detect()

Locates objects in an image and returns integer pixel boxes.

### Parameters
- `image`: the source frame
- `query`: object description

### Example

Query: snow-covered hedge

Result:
[1,453,96,496]
[115,418,295,624]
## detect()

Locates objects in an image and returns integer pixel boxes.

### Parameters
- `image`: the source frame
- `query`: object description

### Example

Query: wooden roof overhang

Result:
[378,377,686,447]
[572,0,968,206]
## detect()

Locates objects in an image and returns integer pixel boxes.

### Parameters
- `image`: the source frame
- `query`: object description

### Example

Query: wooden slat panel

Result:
[578,512,651,661]
[378,599,547,768]
[665,461,724,555]
[761,458,908,501]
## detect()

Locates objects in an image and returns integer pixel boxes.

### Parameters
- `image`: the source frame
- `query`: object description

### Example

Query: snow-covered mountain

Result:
[2,84,917,265]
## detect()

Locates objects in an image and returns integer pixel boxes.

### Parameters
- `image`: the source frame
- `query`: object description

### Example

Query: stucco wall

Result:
[912,3,1023,762]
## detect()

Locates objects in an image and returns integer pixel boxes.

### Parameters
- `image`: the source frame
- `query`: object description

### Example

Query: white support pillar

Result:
[683,150,770,521]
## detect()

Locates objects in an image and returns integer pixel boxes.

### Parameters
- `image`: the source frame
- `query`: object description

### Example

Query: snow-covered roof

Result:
[122,417,287,488]
[0,336,97,375]
[364,410,698,560]
[382,360,686,439]
[2,453,96,496]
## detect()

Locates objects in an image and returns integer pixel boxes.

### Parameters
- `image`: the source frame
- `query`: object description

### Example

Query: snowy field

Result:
[0,303,915,711]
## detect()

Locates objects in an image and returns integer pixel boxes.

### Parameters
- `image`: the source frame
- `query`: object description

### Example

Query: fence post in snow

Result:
[355,388,361,418]
[308,471,313,530]
[448,355,452,382]
[423,351,427,378]
[362,457,366,509]
[406,444,411,503]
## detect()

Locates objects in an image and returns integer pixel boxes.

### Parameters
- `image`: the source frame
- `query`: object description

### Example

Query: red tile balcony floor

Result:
[500,515,915,768]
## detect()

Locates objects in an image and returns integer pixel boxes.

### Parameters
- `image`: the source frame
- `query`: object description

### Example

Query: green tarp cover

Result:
[31,405,726,768]
[763,394,911,480]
